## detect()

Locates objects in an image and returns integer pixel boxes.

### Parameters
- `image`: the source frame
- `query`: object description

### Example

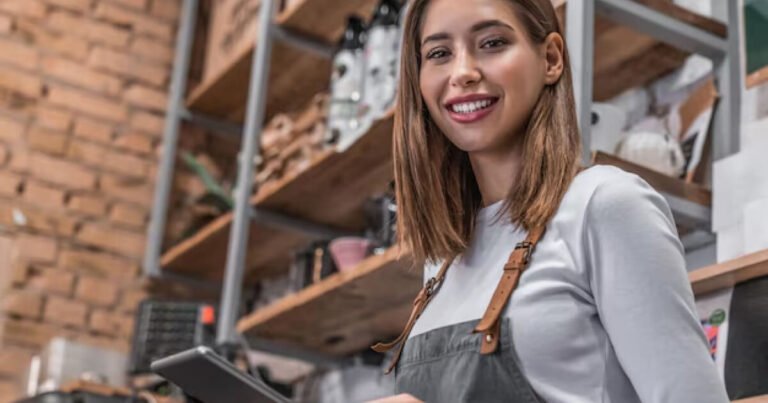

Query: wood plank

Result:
[747,65,768,89]
[734,395,768,403]
[160,113,396,282]
[591,151,712,206]
[690,248,768,296]
[238,247,421,355]
[277,0,379,42]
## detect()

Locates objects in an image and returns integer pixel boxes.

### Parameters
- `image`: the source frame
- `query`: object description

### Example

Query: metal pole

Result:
[566,0,595,167]
[143,0,198,277]
[216,0,278,347]
[711,0,742,161]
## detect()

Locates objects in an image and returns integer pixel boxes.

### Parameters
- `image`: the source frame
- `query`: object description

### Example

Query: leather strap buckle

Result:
[424,277,438,297]
[514,241,533,265]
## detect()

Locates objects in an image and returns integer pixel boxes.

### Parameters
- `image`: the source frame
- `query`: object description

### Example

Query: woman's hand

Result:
[367,394,423,403]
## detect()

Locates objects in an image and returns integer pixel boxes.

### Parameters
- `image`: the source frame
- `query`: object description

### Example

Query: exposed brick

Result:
[75,275,119,306]
[8,148,31,173]
[36,105,73,131]
[130,36,173,64]
[111,0,149,10]
[67,193,108,216]
[105,149,149,177]
[150,0,179,21]
[60,248,139,280]
[90,308,123,336]
[0,172,23,196]
[109,202,146,228]
[29,152,97,190]
[0,38,38,70]
[42,56,123,96]
[0,0,47,19]
[28,125,69,155]
[76,223,146,257]
[46,0,93,13]
[0,14,13,33]
[0,115,26,143]
[114,131,153,155]
[0,65,43,98]
[14,233,58,263]
[89,46,168,86]
[27,266,76,295]
[8,260,30,287]
[49,10,131,47]
[74,117,113,143]
[124,84,167,111]
[0,346,35,378]
[1,290,44,319]
[47,84,128,122]
[44,296,88,328]
[99,173,153,207]
[0,317,57,349]
[22,180,67,209]
[0,201,78,237]
[129,110,164,136]
[67,138,108,167]
[118,286,147,313]
[15,20,90,61]
[0,379,23,403]
[95,2,172,41]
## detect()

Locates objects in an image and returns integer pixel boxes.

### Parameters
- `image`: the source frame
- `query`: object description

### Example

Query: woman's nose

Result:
[449,49,482,87]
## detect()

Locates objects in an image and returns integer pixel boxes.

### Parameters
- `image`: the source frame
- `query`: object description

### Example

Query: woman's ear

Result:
[542,32,565,85]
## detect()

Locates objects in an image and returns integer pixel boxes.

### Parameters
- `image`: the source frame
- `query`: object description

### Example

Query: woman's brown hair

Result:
[393,0,582,264]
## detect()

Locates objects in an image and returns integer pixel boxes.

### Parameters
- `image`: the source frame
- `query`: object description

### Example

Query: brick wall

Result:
[0,0,181,400]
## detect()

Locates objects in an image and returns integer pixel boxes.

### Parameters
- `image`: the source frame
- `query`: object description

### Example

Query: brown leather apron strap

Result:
[474,225,546,354]
[372,256,455,374]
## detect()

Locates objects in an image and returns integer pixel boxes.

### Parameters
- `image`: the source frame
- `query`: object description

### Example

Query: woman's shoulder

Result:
[558,164,667,224]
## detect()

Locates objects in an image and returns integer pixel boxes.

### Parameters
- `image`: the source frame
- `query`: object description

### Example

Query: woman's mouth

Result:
[445,97,499,124]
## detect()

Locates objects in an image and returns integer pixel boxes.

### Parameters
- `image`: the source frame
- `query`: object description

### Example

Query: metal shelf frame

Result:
[143,0,745,361]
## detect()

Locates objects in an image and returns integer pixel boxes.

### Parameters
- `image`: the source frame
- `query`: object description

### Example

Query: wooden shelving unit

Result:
[161,113,395,282]
[746,65,768,89]
[690,248,768,296]
[734,395,768,403]
[186,0,379,122]
[187,0,726,122]
[237,247,419,355]
[591,151,712,207]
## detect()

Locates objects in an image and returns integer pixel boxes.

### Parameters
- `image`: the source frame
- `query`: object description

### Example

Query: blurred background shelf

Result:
[160,113,395,282]
[237,247,419,356]
[690,248,768,296]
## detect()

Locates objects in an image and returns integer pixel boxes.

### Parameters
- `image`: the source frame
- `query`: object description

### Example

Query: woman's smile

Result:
[444,93,501,124]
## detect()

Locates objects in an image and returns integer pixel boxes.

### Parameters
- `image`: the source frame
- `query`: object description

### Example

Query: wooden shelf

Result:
[237,247,420,356]
[747,65,768,89]
[734,395,768,403]
[591,151,712,207]
[188,0,726,121]
[186,0,379,121]
[690,248,768,296]
[161,113,395,282]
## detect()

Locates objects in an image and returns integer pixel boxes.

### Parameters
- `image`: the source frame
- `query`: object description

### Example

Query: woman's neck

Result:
[469,143,523,208]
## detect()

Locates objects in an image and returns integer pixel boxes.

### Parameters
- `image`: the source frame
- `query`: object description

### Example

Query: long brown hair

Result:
[393,0,582,264]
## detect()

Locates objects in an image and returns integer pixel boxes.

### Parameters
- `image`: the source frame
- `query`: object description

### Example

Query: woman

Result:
[372,0,729,402]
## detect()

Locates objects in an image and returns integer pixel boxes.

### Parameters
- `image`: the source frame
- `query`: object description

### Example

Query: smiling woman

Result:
[371,0,731,402]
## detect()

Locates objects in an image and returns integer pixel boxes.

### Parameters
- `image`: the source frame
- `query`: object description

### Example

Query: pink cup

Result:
[329,237,372,273]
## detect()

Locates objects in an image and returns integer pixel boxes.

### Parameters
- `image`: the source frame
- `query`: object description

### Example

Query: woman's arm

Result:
[584,173,729,402]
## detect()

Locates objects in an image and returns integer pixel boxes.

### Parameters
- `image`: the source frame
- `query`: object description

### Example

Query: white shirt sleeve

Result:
[584,173,729,402]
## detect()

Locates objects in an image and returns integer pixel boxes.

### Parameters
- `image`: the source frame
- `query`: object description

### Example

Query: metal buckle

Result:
[515,241,533,264]
[424,277,438,297]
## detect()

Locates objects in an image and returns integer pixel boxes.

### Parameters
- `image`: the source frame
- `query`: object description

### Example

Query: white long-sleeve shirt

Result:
[409,165,728,402]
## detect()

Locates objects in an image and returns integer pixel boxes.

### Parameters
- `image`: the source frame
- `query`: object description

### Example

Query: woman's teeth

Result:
[450,99,494,114]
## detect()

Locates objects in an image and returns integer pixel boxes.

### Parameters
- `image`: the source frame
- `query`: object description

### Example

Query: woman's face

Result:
[419,0,547,155]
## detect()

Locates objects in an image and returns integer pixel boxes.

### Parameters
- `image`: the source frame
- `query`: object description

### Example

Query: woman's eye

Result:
[481,38,508,49]
[426,48,449,60]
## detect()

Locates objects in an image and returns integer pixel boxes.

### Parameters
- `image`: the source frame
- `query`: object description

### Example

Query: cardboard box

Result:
[203,0,261,83]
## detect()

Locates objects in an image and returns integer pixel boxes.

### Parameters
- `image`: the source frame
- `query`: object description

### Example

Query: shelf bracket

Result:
[595,0,728,60]
[250,207,361,240]
[566,0,595,167]
[143,0,199,278]
[273,25,335,59]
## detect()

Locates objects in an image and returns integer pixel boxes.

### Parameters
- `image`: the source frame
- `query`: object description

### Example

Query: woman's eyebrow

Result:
[421,20,514,47]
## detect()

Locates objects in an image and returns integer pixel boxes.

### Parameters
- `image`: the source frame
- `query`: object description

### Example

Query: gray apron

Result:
[373,226,547,403]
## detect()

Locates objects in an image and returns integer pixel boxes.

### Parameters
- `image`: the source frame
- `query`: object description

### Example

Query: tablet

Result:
[150,346,290,403]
